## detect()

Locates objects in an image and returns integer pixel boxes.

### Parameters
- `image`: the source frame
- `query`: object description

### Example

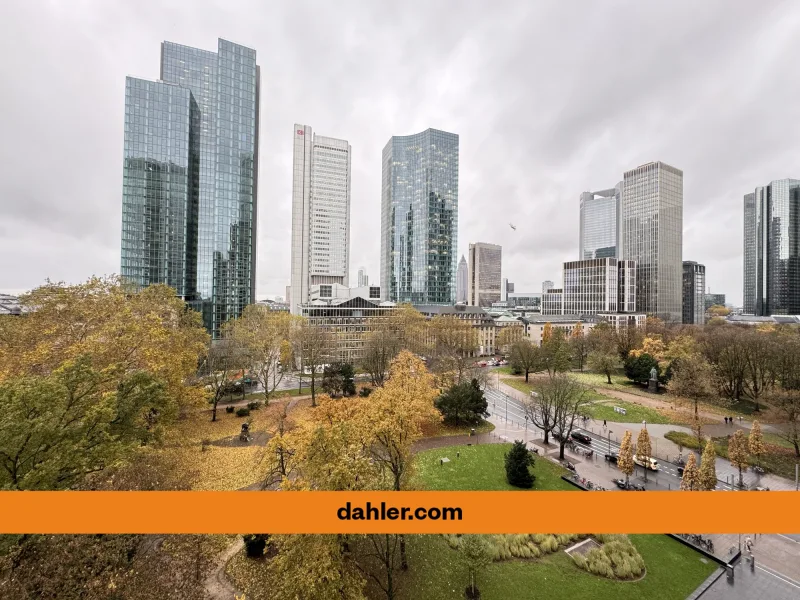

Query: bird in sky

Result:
[509,223,516,231]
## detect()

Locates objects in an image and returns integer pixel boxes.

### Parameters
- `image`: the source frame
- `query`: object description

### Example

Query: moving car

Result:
[633,456,660,471]
[570,431,592,445]
[604,453,618,464]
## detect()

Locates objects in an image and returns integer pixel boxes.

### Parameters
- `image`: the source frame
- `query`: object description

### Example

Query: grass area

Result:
[420,419,495,438]
[664,431,799,481]
[569,370,634,388]
[401,533,716,600]
[414,443,576,491]
[494,365,517,376]
[585,400,676,425]
[502,376,610,403]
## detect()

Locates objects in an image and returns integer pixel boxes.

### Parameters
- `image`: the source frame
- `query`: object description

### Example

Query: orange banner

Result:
[1,491,798,534]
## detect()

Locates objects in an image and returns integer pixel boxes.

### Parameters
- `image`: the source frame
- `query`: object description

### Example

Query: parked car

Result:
[633,456,660,471]
[753,486,770,491]
[570,431,592,445]
[604,453,618,464]
[499,360,508,365]
[677,466,685,476]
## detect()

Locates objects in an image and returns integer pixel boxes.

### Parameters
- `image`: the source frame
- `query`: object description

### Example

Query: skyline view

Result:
[3,1,800,306]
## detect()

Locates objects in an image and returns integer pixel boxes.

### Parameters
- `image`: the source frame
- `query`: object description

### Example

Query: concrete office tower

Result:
[558,258,636,315]
[542,280,555,294]
[456,255,468,303]
[468,242,502,307]
[621,161,683,322]
[579,183,622,259]
[357,267,369,287]
[682,261,706,324]
[743,192,757,314]
[121,39,260,337]
[501,278,514,302]
[381,129,459,304]
[290,125,352,314]
[746,179,800,315]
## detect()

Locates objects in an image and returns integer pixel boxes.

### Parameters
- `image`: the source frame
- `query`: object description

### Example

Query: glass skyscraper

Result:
[746,179,800,315]
[579,183,622,260]
[380,129,459,304]
[621,161,683,322]
[121,39,260,337]
[682,261,706,324]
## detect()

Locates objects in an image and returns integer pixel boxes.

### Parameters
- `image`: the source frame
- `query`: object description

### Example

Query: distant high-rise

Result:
[542,280,555,294]
[743,192,757,314]
[358,267,369,288]
[705,293,726,310]
[544,258,636,316]
[456,256,468,303]
[468,242,502,307]
[121,39,260,337]
[290,125,351,314]
[621,161,683,322]
[745,179,800,315]
[579,184,622,259]
[380,129,459,304]
[682,261,706,324]
[501,278,514,302]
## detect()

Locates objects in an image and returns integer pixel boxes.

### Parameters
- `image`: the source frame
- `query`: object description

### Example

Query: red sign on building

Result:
[297,129,304,135]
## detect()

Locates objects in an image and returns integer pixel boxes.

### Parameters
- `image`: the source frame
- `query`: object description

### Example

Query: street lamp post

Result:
[608,431,613,455]
[505,395,508,423]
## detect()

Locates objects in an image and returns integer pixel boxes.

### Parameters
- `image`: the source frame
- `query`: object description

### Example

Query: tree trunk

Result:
[543,431,549,445]
[559,442,565,460]
[525,369,529,382]
[793,441,799,457]
[311,371,316,407]
[400,535,408,570]
[606,372,612,384]
[211,398,218,422]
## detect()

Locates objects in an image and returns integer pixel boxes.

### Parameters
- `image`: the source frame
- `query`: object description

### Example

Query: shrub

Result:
[359,387,373,398]
[243,534,269,558]
[573,536,644,580]
[247,401,260,410]
[504,440,535,488]
[225,405,235,413]
[235,407,251,417]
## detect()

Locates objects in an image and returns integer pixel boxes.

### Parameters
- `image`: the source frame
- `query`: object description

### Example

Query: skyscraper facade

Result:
[746,179,800,315]
[743,192,757,314]
[682,261,706,324]
[468,242,502,307]
[121,38,260,337]
[380,129,459,304]
[542,280,555,294]
[621,161,683,322]
[456,255,468,303]
[290,125,351,314]
[358,267,369,288]
[579,183,622,260]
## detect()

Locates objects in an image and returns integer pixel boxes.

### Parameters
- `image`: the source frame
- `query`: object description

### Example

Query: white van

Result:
[633,456,660,471]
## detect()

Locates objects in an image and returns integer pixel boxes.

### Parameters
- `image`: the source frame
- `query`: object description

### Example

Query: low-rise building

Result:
[523,315,596,346]
[414,304,497,356]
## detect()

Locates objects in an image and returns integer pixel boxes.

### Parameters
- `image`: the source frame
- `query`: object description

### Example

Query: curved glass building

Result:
[380,128,459,304]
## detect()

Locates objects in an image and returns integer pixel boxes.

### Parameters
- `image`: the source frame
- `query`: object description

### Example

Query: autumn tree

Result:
[704,326,747,401]
[460,535,492,599]
[199,336,248,421]
[540,327,572,376]
[618,431,635,487]
[614,324,644,361]
[769,389,800,457]
[510,339,540,382]
[391,303,429,355]
[635,427,653,483]
[226,305,298,405]
[728,429,749,488]
[537,374,589,459]
[668,353,717,415]
[362,326,402,387]
[741,331,772,412]
[698,439,718,491]
[570,322,590,371]
[707,305,731,317]
[679,453,699,491]
[292,319,334,407]
[497,325,524,356]
[587,324,621,384]
[354,533,403,600]
[748,420,766,467]
[428,315,479,386]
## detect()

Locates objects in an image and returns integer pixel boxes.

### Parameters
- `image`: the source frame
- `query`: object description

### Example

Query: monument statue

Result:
[650,366,658,380]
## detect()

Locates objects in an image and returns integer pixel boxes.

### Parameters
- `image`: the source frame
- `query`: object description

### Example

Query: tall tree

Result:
[292,319,334,407]
[226,305,297,405]
[587,323,621,383]
[748,420,766,467]
[635,427,653,483]
[460,535,492,599]
[428,315,479,387]
[497,325,524,356]
[362,326,401,387]
[570,322,589,371]
[355,534,403,600]
[198,335,247,421]
[614,324,644,361]
[391,303,429,355]
[704,326,747,401]
[679,453,699,490]
[539,374,589,460]
[728,429,749,488]
[587,350,621,385]
[698,439,718,491]
[668,353,717,415]
[617,431,635,488]
[741,330,772,411]
[505,440,535,488]
[510,339,540,382]
[540,327,572,376]
[770,389,800,457]
[435,379,489,425]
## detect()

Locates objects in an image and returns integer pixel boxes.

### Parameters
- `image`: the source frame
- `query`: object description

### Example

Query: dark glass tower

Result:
[380,129,459,304]
[121,39,260,337]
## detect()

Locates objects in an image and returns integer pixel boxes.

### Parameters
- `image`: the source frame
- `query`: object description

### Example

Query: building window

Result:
[320,285,332,298]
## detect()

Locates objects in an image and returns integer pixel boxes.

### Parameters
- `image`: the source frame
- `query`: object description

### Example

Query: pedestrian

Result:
[724,416,728,425]
[603,419,607,427]
[745,537,752,552]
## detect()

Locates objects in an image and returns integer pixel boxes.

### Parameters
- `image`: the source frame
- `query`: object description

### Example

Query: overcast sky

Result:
[2,1,799,306]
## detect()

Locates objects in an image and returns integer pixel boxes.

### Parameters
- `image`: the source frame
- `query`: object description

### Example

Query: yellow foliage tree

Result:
[728,429,749,488]
[428,315,479,387]
[635,428,653,483]
[679,453,699,490]
[542,322,553,345]
[748,420,765,467]
[698,439,718,491]
[617,431,635,487]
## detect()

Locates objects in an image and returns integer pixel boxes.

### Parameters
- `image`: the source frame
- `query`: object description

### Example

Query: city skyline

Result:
[4,2,798,306]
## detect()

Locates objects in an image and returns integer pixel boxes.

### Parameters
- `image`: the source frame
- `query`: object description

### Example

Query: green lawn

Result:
[422,419,496,439]
[585,400,676,425]
[401,533,717,600]
[415,443,575,491]
[502,377,610,403]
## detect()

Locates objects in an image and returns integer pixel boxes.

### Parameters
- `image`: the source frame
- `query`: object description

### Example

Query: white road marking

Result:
[776,534,800,544]
[755,564,800,590]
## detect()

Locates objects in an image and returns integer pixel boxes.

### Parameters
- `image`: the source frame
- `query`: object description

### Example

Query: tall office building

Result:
[546,258,636,316]
[380,128,459,304]
[289,125,351,314]
[456,255,468,303]
[682,261,706,324]
[579,183,622,259]
[542,280,555,294]
[621,161,683,322]
[743,192,757,314]
[501,278,514,302]
[357,267,369,287]
[705,293,726,310]
[121,38,260,337]
[745,179,800,315]
[468,242,502,307]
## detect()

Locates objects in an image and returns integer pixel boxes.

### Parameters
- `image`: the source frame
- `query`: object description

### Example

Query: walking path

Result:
[205,538,244,600]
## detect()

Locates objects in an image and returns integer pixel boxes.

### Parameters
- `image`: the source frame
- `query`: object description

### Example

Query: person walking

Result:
[603,419,607,428]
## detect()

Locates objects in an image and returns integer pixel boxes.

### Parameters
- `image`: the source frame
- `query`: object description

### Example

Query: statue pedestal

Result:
[648,378,659,393]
